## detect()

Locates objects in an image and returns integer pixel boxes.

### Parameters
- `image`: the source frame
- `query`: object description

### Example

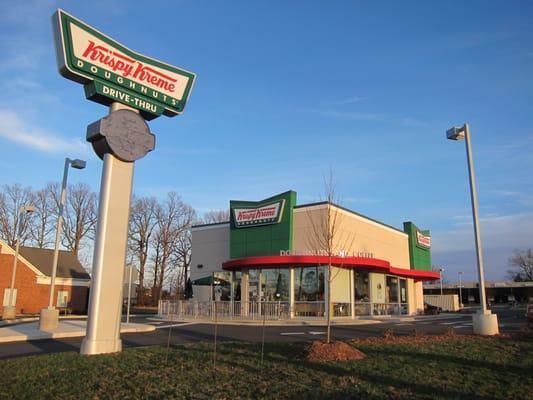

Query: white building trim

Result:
[0,239,46,277]
[36,276,91,287]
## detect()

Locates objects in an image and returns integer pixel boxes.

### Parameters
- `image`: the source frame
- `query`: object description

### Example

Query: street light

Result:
[447,123,499,335]
[439,268,445,296]
[39,158,86,330]
[2,205,36,320]
[458,271,463,308]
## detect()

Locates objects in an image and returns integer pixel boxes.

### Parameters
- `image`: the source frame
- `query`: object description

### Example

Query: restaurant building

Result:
[190,191,439,318]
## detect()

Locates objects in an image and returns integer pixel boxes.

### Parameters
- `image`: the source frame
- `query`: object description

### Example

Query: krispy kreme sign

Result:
[233,200,285,228]
[53,9,195,119]
[416,230,431,248]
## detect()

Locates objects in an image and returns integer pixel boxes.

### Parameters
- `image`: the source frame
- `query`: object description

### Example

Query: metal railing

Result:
[159,300,290,320]
[293,301,325,317]
[332,302,409,317]
[158,300,409,320]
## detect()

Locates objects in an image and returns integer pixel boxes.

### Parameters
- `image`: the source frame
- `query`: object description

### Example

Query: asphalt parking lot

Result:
[0,306,527,360]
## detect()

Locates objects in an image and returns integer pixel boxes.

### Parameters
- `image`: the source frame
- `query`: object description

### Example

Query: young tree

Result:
[305,173,354,343]
[128,196,158,305]
[0,184,35,246]
[507,249,533,281]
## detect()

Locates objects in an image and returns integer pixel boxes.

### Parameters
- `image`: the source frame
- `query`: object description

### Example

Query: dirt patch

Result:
[304,341,366,362]
[351,330,518,346]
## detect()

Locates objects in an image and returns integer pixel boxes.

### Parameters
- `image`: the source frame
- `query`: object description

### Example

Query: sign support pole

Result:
[80,102,136,355]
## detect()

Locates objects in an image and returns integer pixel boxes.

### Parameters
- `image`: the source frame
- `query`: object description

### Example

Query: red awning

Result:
[222,255,440,281]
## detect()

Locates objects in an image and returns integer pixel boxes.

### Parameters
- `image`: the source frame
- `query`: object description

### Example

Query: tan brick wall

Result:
[0,253,89,315]
[293,204,410,269]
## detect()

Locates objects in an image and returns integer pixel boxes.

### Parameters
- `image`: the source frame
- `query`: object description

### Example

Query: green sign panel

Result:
[230,191,297,259]
[53,9,195,120]
[403,221,432,271]
[232,199,286,228]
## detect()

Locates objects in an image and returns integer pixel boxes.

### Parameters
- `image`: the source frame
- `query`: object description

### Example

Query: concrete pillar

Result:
[397,277,401,315]
[350,269,355,318]
[473,311,499,335]
[241,270,249,316]
[324,266,329,320]
[230,272,235,319]
[80,153,133,355]
[289,267,295,318]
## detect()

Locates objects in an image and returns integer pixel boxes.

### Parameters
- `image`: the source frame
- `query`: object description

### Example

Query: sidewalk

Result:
[0,320,155,343]
[151,312,467,326]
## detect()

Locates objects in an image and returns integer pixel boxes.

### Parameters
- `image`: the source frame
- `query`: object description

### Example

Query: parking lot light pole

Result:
[39,158,86,331]
[2,205,36,320]
[446,123,499,335]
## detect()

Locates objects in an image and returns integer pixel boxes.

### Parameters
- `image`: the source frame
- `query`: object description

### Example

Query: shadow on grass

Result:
[166,340,524,400]
[366,345,528,376]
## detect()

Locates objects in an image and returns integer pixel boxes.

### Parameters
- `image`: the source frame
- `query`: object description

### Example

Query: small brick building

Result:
[0,241,90,316]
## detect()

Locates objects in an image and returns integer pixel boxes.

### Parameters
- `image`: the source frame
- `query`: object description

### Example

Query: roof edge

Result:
[295,201,406,235]
[192,221,230,229]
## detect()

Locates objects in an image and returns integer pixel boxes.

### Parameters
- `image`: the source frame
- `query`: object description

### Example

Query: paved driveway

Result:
[0,307,527,360]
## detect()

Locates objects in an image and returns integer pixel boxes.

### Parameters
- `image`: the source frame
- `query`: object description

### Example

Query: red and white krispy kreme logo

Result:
[416,231,431,248]
[82,40,177,93]
[234,201,283,227]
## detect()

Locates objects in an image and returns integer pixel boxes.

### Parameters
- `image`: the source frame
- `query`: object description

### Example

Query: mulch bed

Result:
[303,341,366,362]
[351,330,528,346]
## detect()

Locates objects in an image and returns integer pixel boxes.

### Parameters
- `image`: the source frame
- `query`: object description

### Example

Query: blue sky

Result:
[0,0,532,281]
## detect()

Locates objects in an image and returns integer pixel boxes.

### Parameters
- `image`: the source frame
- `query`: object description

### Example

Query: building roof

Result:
[294,201,407,234]
[18,246,90,280]
[191,200,408,234]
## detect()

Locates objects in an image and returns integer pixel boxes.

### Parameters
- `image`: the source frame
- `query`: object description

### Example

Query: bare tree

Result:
[305,173,354,343]
[170,227,193,296]
[0,184,35,246]
[55,182,97,256]
[29,184,56,248]
[201,209,229,224]
[151,192,195,304]
[128,196,158,305]
[507,249,533,281]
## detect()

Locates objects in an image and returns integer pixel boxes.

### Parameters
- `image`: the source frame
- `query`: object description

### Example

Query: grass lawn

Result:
[0,335,532,399]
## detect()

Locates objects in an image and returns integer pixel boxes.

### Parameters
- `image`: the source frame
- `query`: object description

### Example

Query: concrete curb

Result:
[148,312,470,326]
[0,321,155,343]
[0,314,149,328]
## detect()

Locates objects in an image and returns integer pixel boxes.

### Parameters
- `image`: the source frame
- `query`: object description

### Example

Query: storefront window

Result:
[294,266,325,301]
[248,269,260,301]
[399,278,407,303]
[213,271,231,301]
[232,271,242,301]
[386,276,399,303]
[260,269,289,301]
[354,271,370,302]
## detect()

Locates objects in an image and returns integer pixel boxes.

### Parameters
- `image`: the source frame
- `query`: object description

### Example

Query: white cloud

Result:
[431,212,533,280]
[0,108,89,154]
[401,117,428,127]
[327,96,366,106]
[314,109,379,120]
[433,212,533,253]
